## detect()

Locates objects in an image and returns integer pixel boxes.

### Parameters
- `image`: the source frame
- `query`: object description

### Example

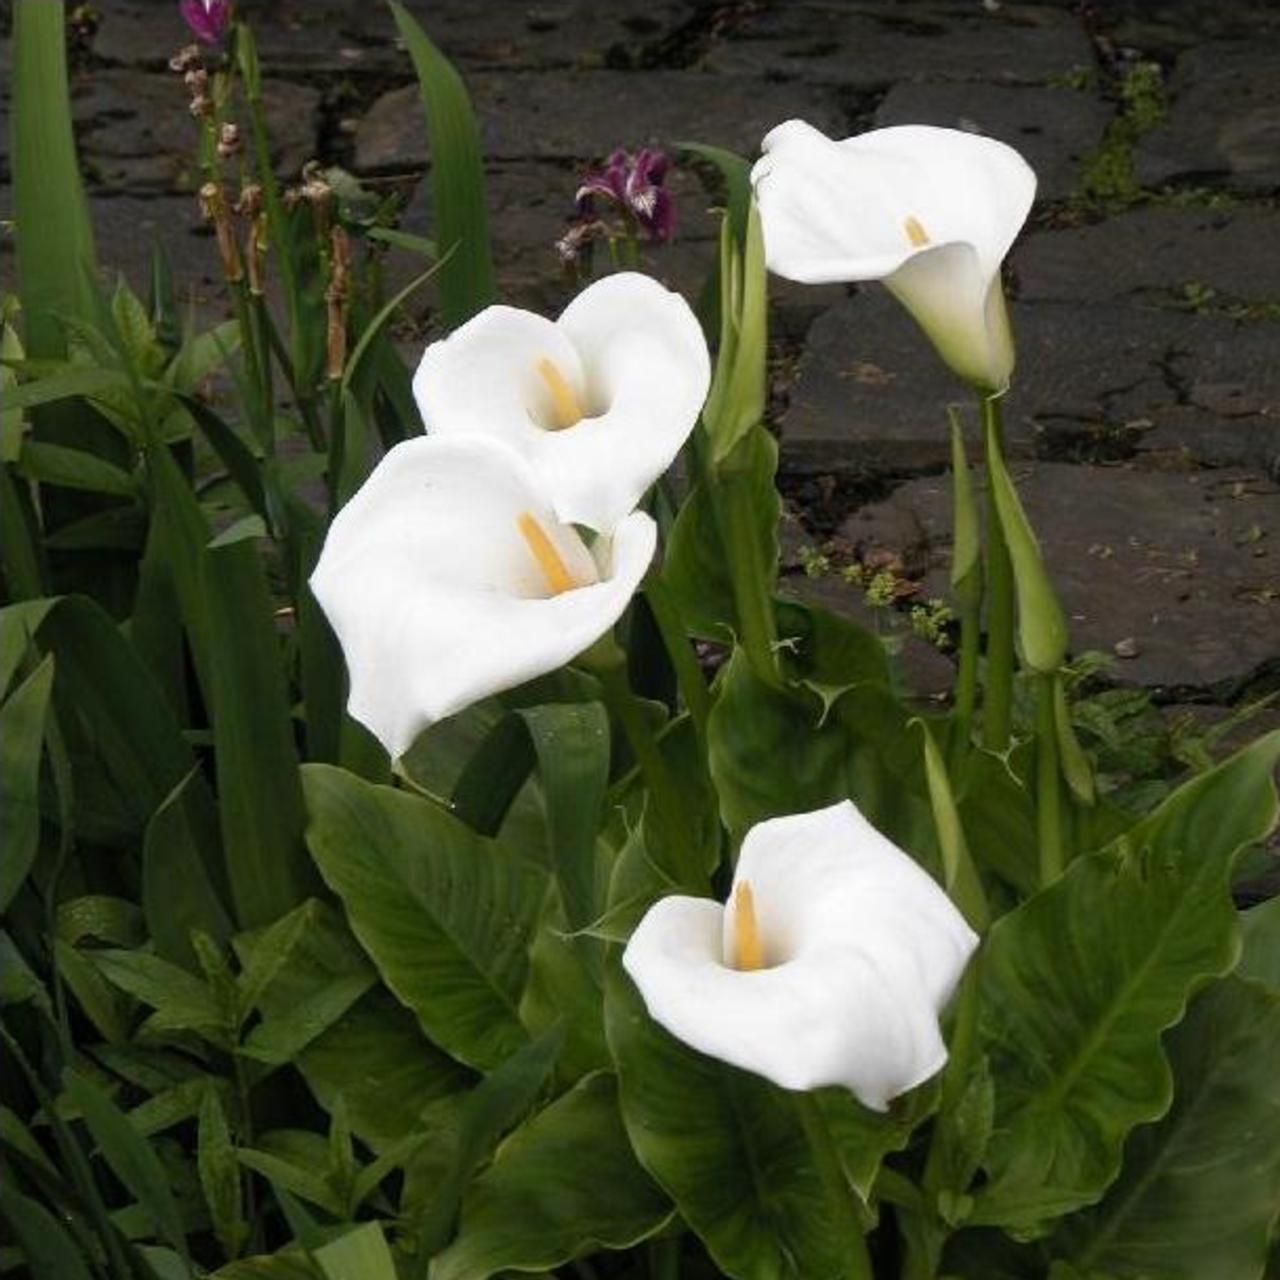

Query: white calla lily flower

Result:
[751,119,1036,393]
[413,272,711,531]
[309,435,656,760]
[622,799,978,1111]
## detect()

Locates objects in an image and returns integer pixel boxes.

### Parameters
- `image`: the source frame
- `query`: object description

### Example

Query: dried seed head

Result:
[169,43,202,74]
[235,183,263,217]
[217,122,242,159]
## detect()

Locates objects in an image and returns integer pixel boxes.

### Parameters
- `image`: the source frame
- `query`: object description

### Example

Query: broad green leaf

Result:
[707,627,932,860]
[664,427,779,643]
[199,1086,248,1262]
[302,764,546,1071]
[93,949,227,1044]
[390,3,495,328]
[518,703,610,934]
[605,962,866,1280]
[972,733,1280,1232]
[418,1024,564,1258]
[18,441,137,496]
[0,1184,95,1280]
[433,1071,672,1280]
[0,654,54,911]
[235,901,325,1027]
[1240,894,1280,989]
[1052,976,1280,1278]
[61,1068,189,1262]
[12,0,97,359]
[244,901,466,1146]
[213,1254,319,1279]
[314,1223,398,1280]
[142,771,234,972]
[203,536,315,928]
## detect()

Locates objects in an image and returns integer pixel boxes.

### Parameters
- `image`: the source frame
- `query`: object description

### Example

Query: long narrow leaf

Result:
[390,4,495,328]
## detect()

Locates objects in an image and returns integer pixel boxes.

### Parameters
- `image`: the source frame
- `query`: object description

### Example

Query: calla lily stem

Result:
[643,572,711,746]
[1036,673,1065,885]
[793,1092,875,1280]
[980,395,1014,752]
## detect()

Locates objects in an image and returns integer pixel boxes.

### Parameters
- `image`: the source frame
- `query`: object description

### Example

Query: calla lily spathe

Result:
[751,120,1036,393]
[309,436,656,760]
[413,272,710,531]
[622,800,978,1111]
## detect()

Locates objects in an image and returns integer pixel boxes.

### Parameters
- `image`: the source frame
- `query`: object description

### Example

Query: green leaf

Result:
[518,703,610,934]
[1052,976,1280,1278]
[0,654,54,911]
[14,595,208,837]
[1,365,125,413]
[213,1254,319,1279]
[664,427,779,643]
[302,764,546,1071]
[199,1086,247,1262]
[142,771,234,972]
[605,962,866,1280]
[203,535,315,928]
[313,1223,398,1280]
[984,411,1067,674]
[236,1144,343,1218]
[12,0,97,359]
[18,440,137,496]
[1240,894,1280,990]
[0,1183,95,1280]
[433,1071,672,1280]
[61,1068,189,1261]
[235,901,325,1028]
[0,930,53,1014]
[93,948,227,1044]
[418,1024,564,1258]
[972,733,1280,1232]
[390,3,495,329]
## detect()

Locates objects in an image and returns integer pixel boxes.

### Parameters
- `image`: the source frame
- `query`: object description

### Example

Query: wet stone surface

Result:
[0,0,1277,712]
[845,464,1280,694]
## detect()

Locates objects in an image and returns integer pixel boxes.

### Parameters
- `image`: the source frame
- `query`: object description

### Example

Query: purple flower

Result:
[180,0,230,44]
[576,148,675,243]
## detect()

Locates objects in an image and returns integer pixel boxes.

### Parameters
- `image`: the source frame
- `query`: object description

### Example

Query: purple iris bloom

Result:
[576,148,675,243]
[180,0,230,44]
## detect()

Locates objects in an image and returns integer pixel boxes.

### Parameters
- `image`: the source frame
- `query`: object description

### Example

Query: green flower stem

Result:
[950,604,980,774]
[1036,672,1065,885]
[794,1092,875,1280]
[718,452,780,688]
[643,570,711,746]
[588,638,706,888]
[980,395,1014,752]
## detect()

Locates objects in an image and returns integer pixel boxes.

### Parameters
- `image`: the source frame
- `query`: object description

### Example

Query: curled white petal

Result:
[622,800,978,1110]
[413,273,710,531]
[309,435,655,759]
[751,119,1035,391]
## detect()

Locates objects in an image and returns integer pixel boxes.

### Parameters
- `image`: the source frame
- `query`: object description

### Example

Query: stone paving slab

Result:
[356,71,844,172]
[873,81,1111,203]
[1012,207,1280,307]
[1136,43,1280,193]
[72,70,320,192]
[842,463,1280,692]
[779,267,1280,478]
[702,2,1094,88]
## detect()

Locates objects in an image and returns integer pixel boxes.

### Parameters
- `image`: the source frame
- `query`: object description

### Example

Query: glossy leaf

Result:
[11,0,97,358]
[433,1071,672,1280]
[606,962,869,1280]
[61,1068,189,1261]
[1052,976,1280,1278]
[417,1024,564,1257]
[390,3,495,328]
[0,654,54,912]
[302,764,546,1070]
[973,733,1280,1232]
[203,535,314,928]
[142,771,234,972]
